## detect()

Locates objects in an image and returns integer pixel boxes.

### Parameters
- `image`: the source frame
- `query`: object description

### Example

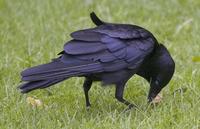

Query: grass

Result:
[0,0,200,128]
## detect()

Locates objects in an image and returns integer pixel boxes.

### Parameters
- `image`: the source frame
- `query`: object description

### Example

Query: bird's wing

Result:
[63,24,155,73]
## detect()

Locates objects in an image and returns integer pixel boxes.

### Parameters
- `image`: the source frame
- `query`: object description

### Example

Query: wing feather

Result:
[64,40,106,54]
[63,24,156,75]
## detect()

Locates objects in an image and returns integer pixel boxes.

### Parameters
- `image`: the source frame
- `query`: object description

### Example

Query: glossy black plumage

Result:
[19,12,175,109]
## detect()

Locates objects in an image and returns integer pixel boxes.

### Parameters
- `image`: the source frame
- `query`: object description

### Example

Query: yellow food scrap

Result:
[26,97,43,107]
[152,94,162,104]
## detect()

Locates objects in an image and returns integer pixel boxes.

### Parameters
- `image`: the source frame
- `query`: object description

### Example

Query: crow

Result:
[19,12,175,109]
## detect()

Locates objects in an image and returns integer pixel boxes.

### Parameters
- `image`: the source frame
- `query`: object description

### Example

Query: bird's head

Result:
[147,44,175,102]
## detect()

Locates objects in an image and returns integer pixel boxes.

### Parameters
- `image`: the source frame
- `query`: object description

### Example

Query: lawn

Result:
[0,0,200,128]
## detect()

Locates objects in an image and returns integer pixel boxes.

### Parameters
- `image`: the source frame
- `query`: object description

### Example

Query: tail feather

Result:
[21,59,68,77]
[19,78,67,93]
[22,61,101,81]
[19,56,103,93]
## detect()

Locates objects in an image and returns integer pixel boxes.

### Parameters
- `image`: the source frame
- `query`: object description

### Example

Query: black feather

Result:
[19,78,66,93]
[90,12,104,26]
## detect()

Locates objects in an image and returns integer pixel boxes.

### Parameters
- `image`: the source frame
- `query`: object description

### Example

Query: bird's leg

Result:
[115,82,137,109]
[83,78,93,108]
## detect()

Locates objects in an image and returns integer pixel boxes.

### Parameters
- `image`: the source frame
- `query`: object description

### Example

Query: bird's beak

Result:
[147,84,161,103]
[147,93,157,103]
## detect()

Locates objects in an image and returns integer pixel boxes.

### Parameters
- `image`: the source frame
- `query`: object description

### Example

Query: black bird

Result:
[19,12,175,109]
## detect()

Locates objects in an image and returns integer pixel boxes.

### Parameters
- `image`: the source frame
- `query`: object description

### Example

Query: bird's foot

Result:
[124,104,138,112]
[129,103,138,109]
